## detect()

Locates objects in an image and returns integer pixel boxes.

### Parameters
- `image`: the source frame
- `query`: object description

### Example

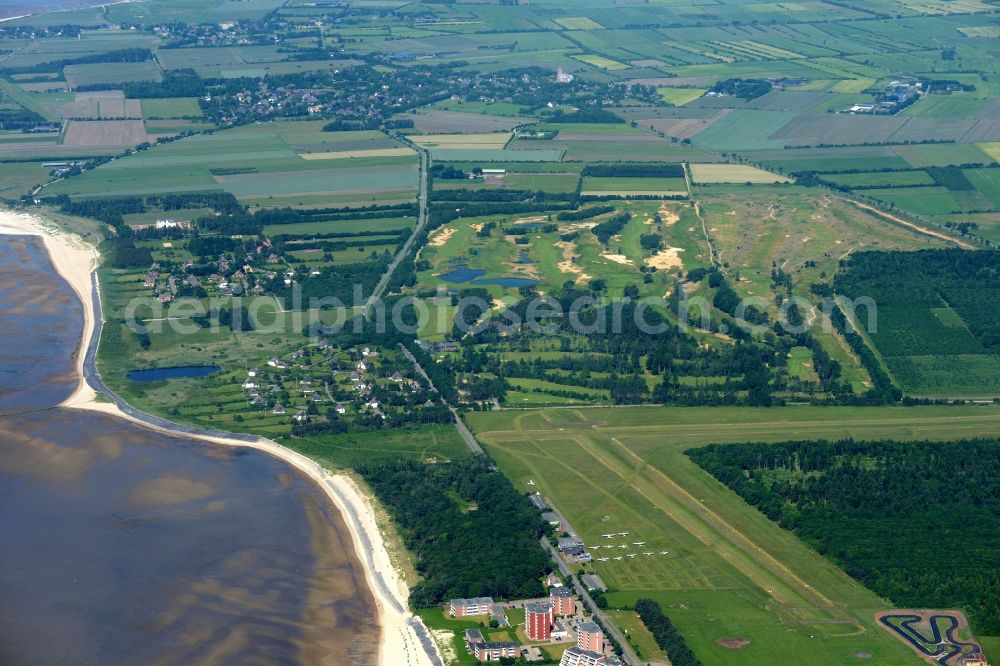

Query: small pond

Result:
[474,277,538,288]
[439,265,538,289]
[439,266,487,284]
[127,366,221,382]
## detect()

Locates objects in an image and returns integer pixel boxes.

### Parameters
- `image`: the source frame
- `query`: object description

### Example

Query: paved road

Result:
[364,147,430,317]
[397,343,484,454]
[539,528,647,666]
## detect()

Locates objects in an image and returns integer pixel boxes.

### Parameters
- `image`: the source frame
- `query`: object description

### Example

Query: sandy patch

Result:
[428,226,455,247]
[601,252,633,265]
[555,240,591,283]
[657,203,680,226]
[645,247,684,270]
[716,637,750,650]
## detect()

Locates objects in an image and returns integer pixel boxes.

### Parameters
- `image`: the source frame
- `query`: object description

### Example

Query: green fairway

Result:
[469,405,1000,666]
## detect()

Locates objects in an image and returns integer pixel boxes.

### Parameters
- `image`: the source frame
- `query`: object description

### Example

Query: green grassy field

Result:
[469,405,1000,666]
[140,97,204,118]
[581,176,688,195]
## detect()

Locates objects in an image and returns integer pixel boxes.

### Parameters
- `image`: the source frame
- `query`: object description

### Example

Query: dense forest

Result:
[834,249,1000,356]
[687,438,1000,633]
[358,457,550,607]
[635,598,703,666]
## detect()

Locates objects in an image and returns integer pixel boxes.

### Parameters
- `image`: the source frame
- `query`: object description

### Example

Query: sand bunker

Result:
[645,247,685,270]
[601,252,633,265]
[428,227,455,247]
[658,203,680,226]
[716,638,750,650]
[555,240,591,283]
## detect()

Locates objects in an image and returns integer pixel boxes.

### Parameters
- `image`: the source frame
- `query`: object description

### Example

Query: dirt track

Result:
[850,200,976,249]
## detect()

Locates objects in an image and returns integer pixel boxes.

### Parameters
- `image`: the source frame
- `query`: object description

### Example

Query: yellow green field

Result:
[554,16,603,30]
[689,163,790,184]
[572,54,629,71]
[977,142,1000,163]
[656,87,706,106]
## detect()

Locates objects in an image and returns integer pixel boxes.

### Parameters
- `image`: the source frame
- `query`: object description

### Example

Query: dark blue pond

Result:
[439,265,537,288]
[439,266,487,284]
[475,277,538,288]
[127,366,221,381]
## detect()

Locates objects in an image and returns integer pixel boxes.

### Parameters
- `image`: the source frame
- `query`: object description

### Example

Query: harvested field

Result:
[770,113,906,147]
[690,163,790,184]
[646,112,729,140]
[62,119,148,147]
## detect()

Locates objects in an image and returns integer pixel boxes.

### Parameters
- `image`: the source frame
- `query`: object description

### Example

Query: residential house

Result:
[449,597,494,618]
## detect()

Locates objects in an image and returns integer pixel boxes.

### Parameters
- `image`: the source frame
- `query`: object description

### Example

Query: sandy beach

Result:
[0,208,439,666]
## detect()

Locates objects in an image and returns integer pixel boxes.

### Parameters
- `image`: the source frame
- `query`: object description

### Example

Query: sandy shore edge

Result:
[0,208,439,666]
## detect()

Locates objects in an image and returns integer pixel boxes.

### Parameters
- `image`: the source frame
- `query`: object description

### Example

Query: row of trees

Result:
[634,599,703,666]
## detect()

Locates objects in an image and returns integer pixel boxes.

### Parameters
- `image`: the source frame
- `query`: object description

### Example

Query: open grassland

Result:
[469,405,1000,666]
[581,176,688,196]
[63,61,161,89]
[139,97,204,118]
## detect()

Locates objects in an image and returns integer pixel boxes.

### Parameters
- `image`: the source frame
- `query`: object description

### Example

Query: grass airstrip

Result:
[469,405,1000,666]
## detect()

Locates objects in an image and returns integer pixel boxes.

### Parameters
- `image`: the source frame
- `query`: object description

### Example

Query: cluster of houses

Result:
[238,342,430,426]
[140,241,286,304]
[450,587,620,665]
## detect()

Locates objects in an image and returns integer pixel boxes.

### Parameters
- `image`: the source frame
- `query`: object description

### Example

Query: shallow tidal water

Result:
[0,236,379,665]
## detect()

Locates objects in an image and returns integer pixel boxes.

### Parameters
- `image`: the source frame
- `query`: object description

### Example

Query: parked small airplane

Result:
[627,553,638,559]
[613,556,623,561]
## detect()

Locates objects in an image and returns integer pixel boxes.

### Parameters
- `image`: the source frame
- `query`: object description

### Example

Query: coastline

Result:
[0,208,440,666]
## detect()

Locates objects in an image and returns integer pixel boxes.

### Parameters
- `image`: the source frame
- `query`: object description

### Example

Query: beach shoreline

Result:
[0,208,439,666]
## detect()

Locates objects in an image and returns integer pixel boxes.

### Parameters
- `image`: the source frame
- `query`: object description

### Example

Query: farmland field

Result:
[581,176,688,196]
[689,163,789,184]
[139,98,204,118]
[44,121,419,207]
[469,405,1000,666]
[656,87,706,106]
